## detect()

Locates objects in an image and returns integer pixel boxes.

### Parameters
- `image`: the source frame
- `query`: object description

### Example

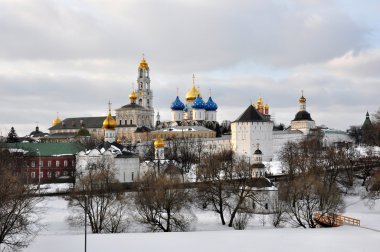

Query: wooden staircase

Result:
[313,212,360,227]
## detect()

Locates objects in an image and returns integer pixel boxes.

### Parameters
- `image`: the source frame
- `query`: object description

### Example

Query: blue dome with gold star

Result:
[205,97,218,111]
[170,96,185,111]
[192,95,206,109]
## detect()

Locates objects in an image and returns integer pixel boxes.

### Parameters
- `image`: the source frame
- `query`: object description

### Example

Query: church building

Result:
[48,57,155,143]
[170,75,218,124]
[231,97,273,162]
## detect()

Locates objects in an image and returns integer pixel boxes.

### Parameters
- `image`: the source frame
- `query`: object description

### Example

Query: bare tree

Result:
[66,158,129,233]
[197,149,255,227]
[367,174,380,206]
[0,150,44,252]
[279,139,345,228]
[271,200,287,228]
[134,170,194,232]
[164,136,198,181]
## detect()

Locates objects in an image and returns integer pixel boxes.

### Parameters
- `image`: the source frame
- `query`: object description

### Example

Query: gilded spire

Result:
[139,54,149,70]
[299,90,306,103]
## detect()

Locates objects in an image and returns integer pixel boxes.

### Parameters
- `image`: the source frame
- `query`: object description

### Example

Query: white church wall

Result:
[231,121,273,162]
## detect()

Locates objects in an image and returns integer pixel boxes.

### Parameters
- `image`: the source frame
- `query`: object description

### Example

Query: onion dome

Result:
[139,56,149,70]
[265,104,269,109]
[154,134,165,148]
[299,95,306,103]
[103,112,116,129]
[205,97,218,111]
[129,89,137,103]
[257,96,263,105]
[254,143,262,155]
[192,95,206,109]
[186,85,202,102]
[171,96,185,111]
[52,114,62,126]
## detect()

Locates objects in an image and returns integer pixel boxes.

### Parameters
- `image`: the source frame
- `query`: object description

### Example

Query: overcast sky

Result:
[0,0,379,136]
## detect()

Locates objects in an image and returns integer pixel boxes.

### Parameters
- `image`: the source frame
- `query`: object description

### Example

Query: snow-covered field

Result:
[27,193,380,252]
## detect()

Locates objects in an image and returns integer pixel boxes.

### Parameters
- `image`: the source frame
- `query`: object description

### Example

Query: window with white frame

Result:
[48,160,52,167]
[31,161,35,167]
[31,172,35,178]
[56,160,60,167]
[64,160,68,167]
[39,160,43,167]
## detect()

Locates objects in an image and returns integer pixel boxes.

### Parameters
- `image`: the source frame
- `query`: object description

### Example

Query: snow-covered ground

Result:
[27,193,380,252]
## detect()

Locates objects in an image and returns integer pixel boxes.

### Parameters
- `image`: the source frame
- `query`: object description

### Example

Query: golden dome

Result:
[129,89,137,101]
[52,113,62,126]
[103,112,116,129]
[139,56,149,70]
[299,95,306,103]
[265,103,269,109]
[257,96,263,105]
[154,134,165,149]
[186,74,202,102]
[186,85,201,102]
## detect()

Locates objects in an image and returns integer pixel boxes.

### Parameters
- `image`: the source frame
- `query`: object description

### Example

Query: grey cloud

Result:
[0,0,378,136]
[0,0,368,70]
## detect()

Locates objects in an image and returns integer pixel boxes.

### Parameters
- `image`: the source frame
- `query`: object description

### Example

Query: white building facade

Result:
[76,143,140,183]
[231,102,273,162]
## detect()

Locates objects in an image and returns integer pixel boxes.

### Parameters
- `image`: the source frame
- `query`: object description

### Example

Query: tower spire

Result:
[108,100,112,114]
[299,91,306,111]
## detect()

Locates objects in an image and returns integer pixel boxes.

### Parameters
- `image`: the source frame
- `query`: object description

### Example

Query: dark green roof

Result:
[6,142,85,156]
[293,110,313,121]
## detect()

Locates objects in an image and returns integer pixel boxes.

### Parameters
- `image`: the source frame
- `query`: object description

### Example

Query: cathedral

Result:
[48,57,155,143]
[170,75,218,124]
